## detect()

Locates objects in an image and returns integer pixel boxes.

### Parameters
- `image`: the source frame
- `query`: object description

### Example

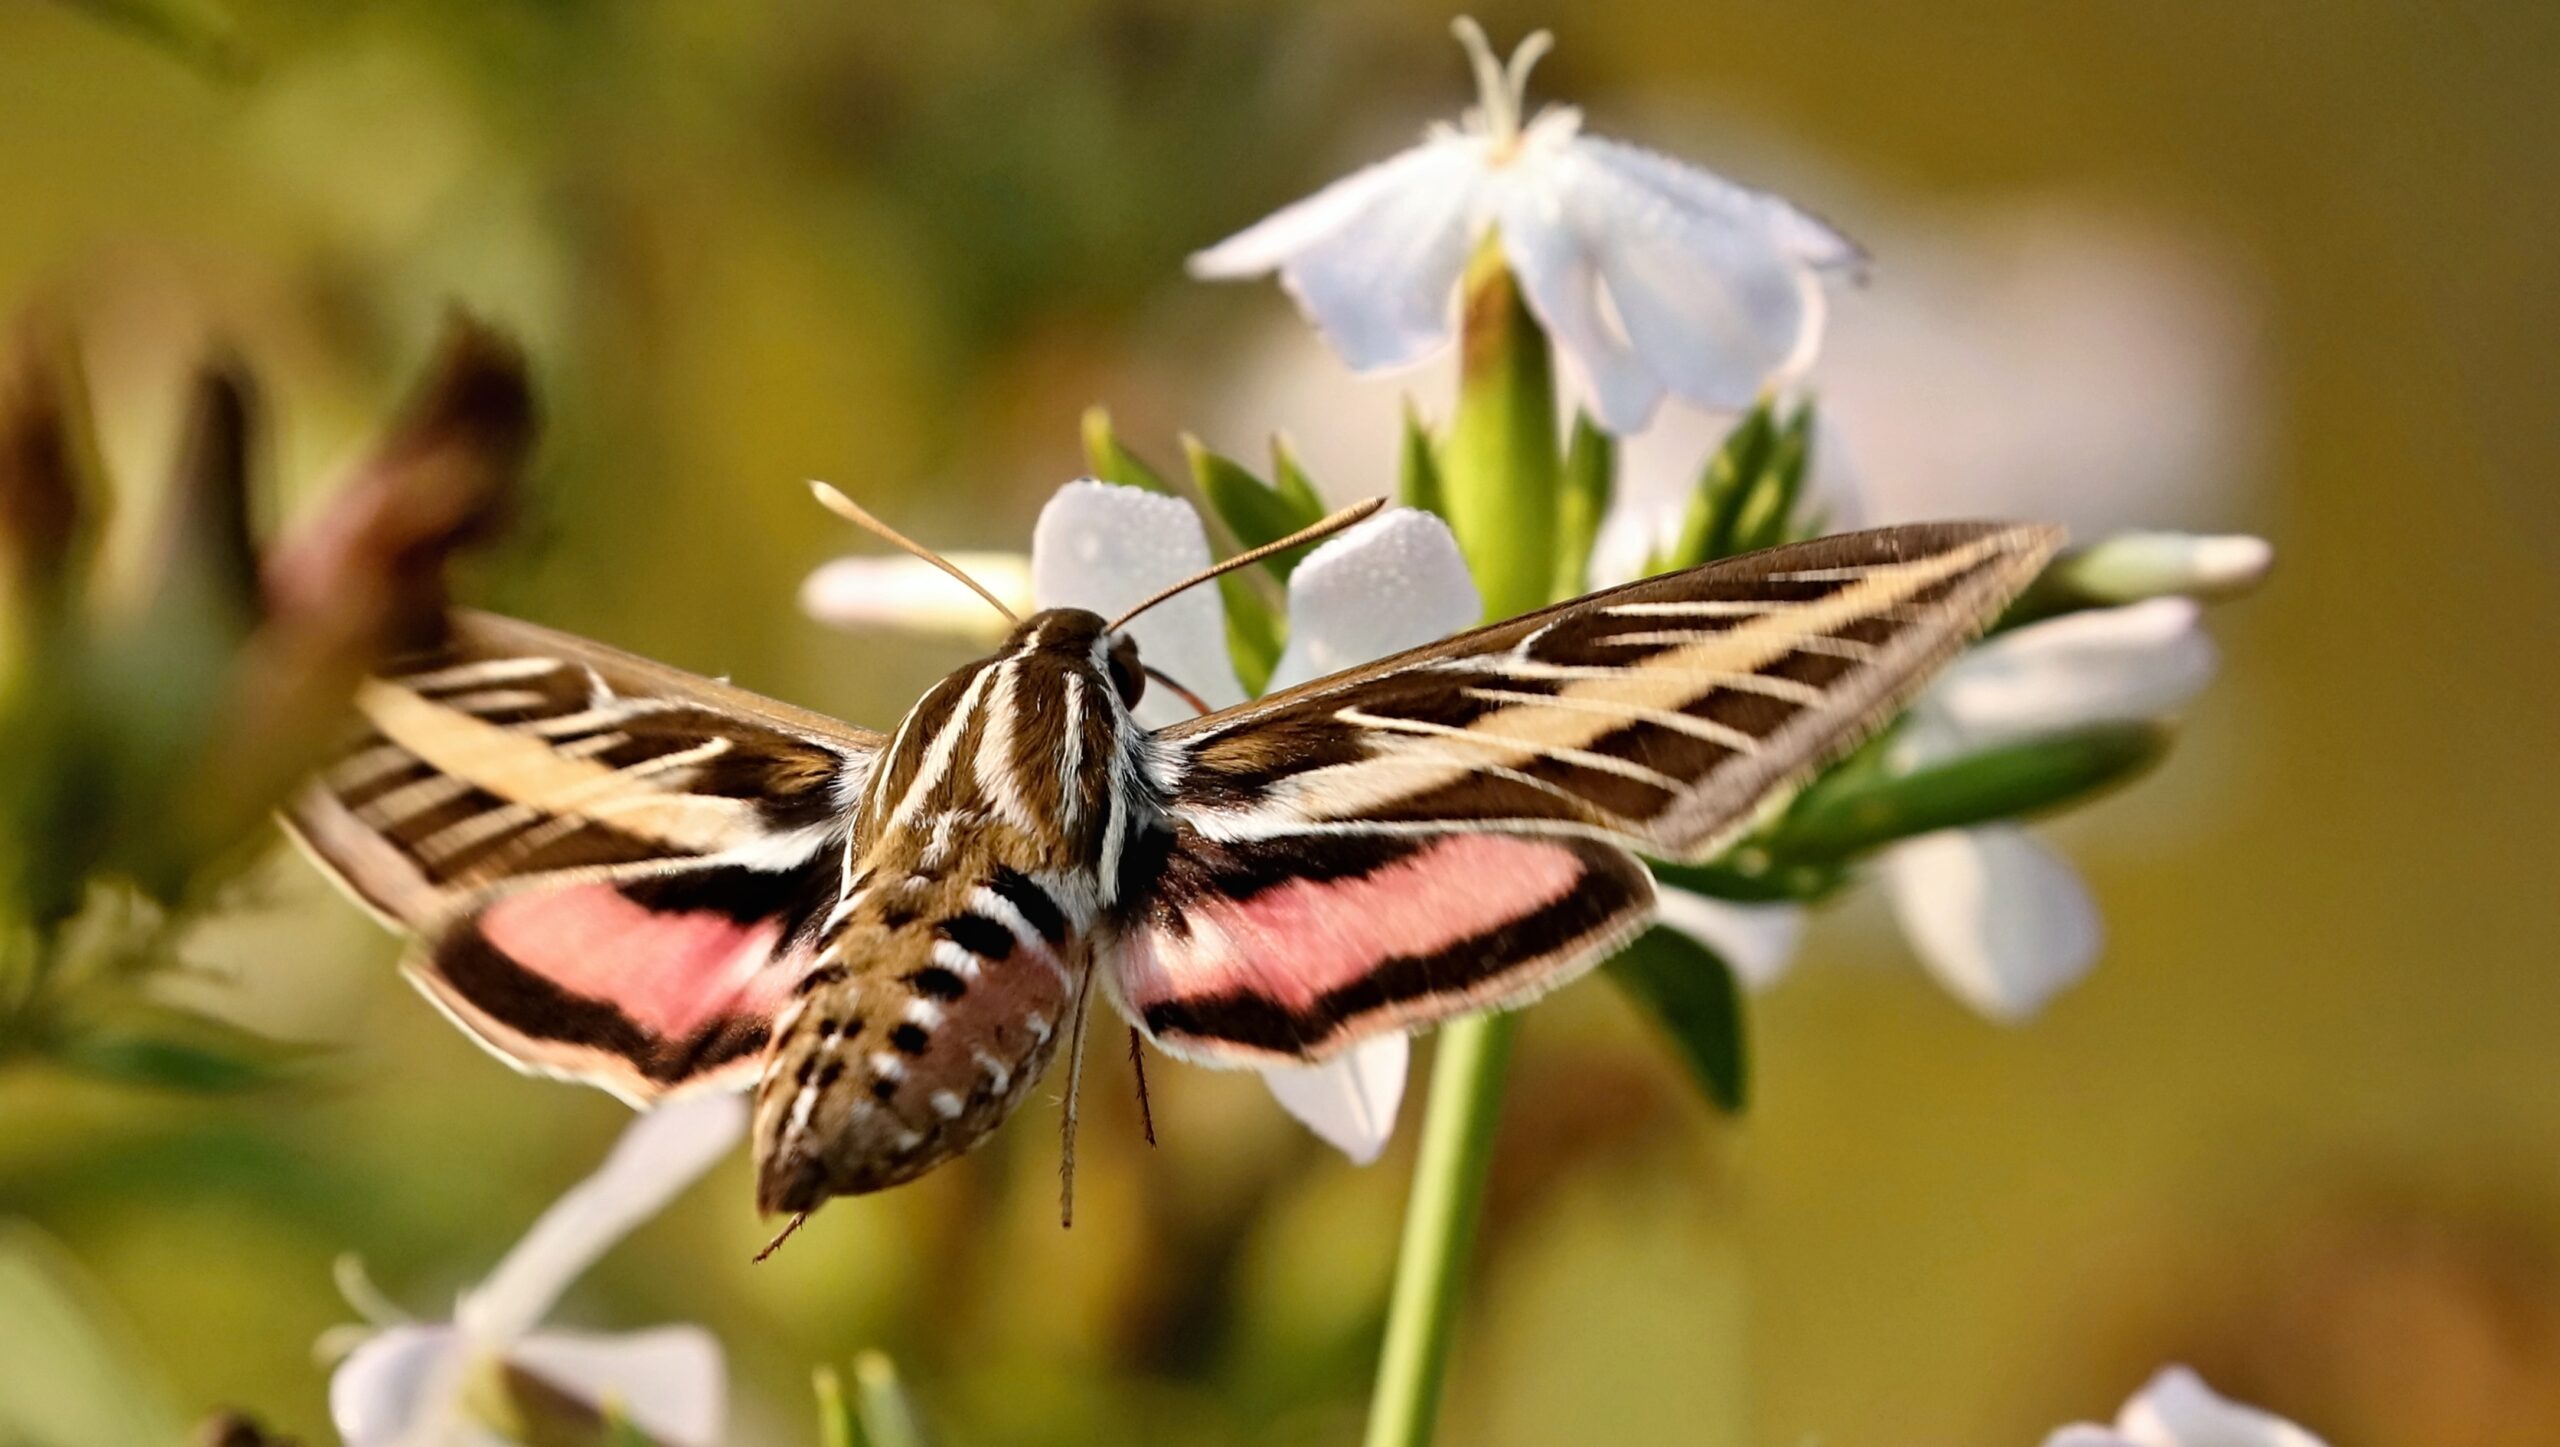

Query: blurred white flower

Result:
[800,551,1034,644]
[804,480,1483,1161]
[2046,1366,2329,1447]
[1659,599,2221,1020]
[1188,18,1859,434]
[329,1093,742,1447]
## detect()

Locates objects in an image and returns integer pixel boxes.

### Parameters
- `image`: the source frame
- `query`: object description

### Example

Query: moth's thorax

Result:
[753,608,1164,1213]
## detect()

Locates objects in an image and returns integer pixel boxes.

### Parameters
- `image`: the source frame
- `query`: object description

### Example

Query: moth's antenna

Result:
[1107,498,1384,633]
[1058,967,1099,1228]
[809,481,1021,626]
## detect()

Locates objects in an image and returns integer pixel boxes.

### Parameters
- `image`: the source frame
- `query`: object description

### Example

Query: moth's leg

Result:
[1057,961,1099,1228]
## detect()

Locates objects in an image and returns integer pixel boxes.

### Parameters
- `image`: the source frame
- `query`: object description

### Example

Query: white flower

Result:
[800,551,1035,644]
[1657,599,2220,1021]
[329,1093,743,1447]
[804,480,1483,1162]
[2046,1366,2329,1447]
[1188,18,1860,435]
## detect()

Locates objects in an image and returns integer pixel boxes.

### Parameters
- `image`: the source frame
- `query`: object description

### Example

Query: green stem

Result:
[1362,1013,1516,1447]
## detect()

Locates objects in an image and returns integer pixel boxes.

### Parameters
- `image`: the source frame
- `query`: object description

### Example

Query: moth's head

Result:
[1006,607,1147,710]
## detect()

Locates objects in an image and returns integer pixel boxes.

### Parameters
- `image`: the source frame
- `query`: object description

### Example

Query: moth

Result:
[285,486,2058,1221]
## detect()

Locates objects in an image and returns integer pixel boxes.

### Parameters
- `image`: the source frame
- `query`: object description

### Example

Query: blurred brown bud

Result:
[192,1409,301,1447]
[261,313,532,655]
[0,314,94,618]
[149,354,263,642]
[183,313,534,854]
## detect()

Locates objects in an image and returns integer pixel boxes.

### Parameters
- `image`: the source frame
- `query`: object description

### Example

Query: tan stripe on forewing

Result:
[1305,537,2005,818]
[355,681,764,854]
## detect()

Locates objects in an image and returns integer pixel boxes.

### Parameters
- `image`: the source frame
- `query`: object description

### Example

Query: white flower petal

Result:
[1573,135,1865,275]
[1030,480,1247,725]
[1261,1034,1409,1164]
[1901,598,2218,768]
[1494,179,1663,434]
[2116,1366,2328,1447]
[799,552,1032,641]
[2043,1366,2330,1447]
[330,1324,464,1447]
[457,1092,747,1345]
[1268,509,1482,690]
[1881,827,2099,1021]
[1567,149,1818,412]
[511,1326,727,1447]
[1651,889,1804,991]
[1196,138,1489,373]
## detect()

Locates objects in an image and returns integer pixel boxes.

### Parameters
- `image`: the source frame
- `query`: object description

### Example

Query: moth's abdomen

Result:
[751,863,1088,1213]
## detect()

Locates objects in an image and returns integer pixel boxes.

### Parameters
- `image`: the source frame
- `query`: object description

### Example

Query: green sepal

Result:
[1552,412,1614,600]
[1442,244,1560,620]
[1398,401,1444,516]
[1080,406,1172,494]
[1777,722,2173,861]
[1605,927,1748,1112]
[48,997,319,1093]
[1186,435,1324,580]
[814,1366,857,1447]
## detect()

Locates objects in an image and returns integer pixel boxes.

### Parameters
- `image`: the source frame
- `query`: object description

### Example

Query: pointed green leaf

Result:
[1659,404,1776,572]
[1730,402,1814,554]
[1398,401,1444,516]
[1776,722,2174,862]
[852,1351,933,1447]
[1080,406,1171,494]
[1552,413,1614,600]
[1219,572,1281,695]
[1187,435,1324,579]
[1606,927,1748,1112]
[1647,854,1844,905]
[814,1366,858,1447]
[1270,436,1327,522]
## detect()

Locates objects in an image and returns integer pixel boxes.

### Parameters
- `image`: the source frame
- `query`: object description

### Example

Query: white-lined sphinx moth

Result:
[285,512,2058,1218]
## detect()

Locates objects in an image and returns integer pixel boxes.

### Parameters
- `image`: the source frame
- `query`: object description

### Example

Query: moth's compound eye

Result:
[1106,636,1146,708]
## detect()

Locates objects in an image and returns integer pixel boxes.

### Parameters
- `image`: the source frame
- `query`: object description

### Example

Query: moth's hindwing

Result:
[1116,521,2062,1065]
[284,609,885,1102]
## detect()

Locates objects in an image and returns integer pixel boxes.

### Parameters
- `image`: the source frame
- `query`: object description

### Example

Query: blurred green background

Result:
[2,1,2556,1443]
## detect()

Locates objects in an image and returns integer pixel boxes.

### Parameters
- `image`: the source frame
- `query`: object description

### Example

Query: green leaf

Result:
[1270,436,1327,522]
[1080,406,1172,494]
[1441,242,1560,619]
[1219,572,1281,695]
[814,1365,858,1447]
[1398,401,1444,516]
[1187,436,1324,579]
[1552,413,1614,600]
[1777,723,2174,861]
[852,1351,933,1447]
[1606,927,1748,1112]
[1659,405,1777,572]
[51,997,317,1093]
[1728,403,1814,554]
[1647,854,1844,905]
